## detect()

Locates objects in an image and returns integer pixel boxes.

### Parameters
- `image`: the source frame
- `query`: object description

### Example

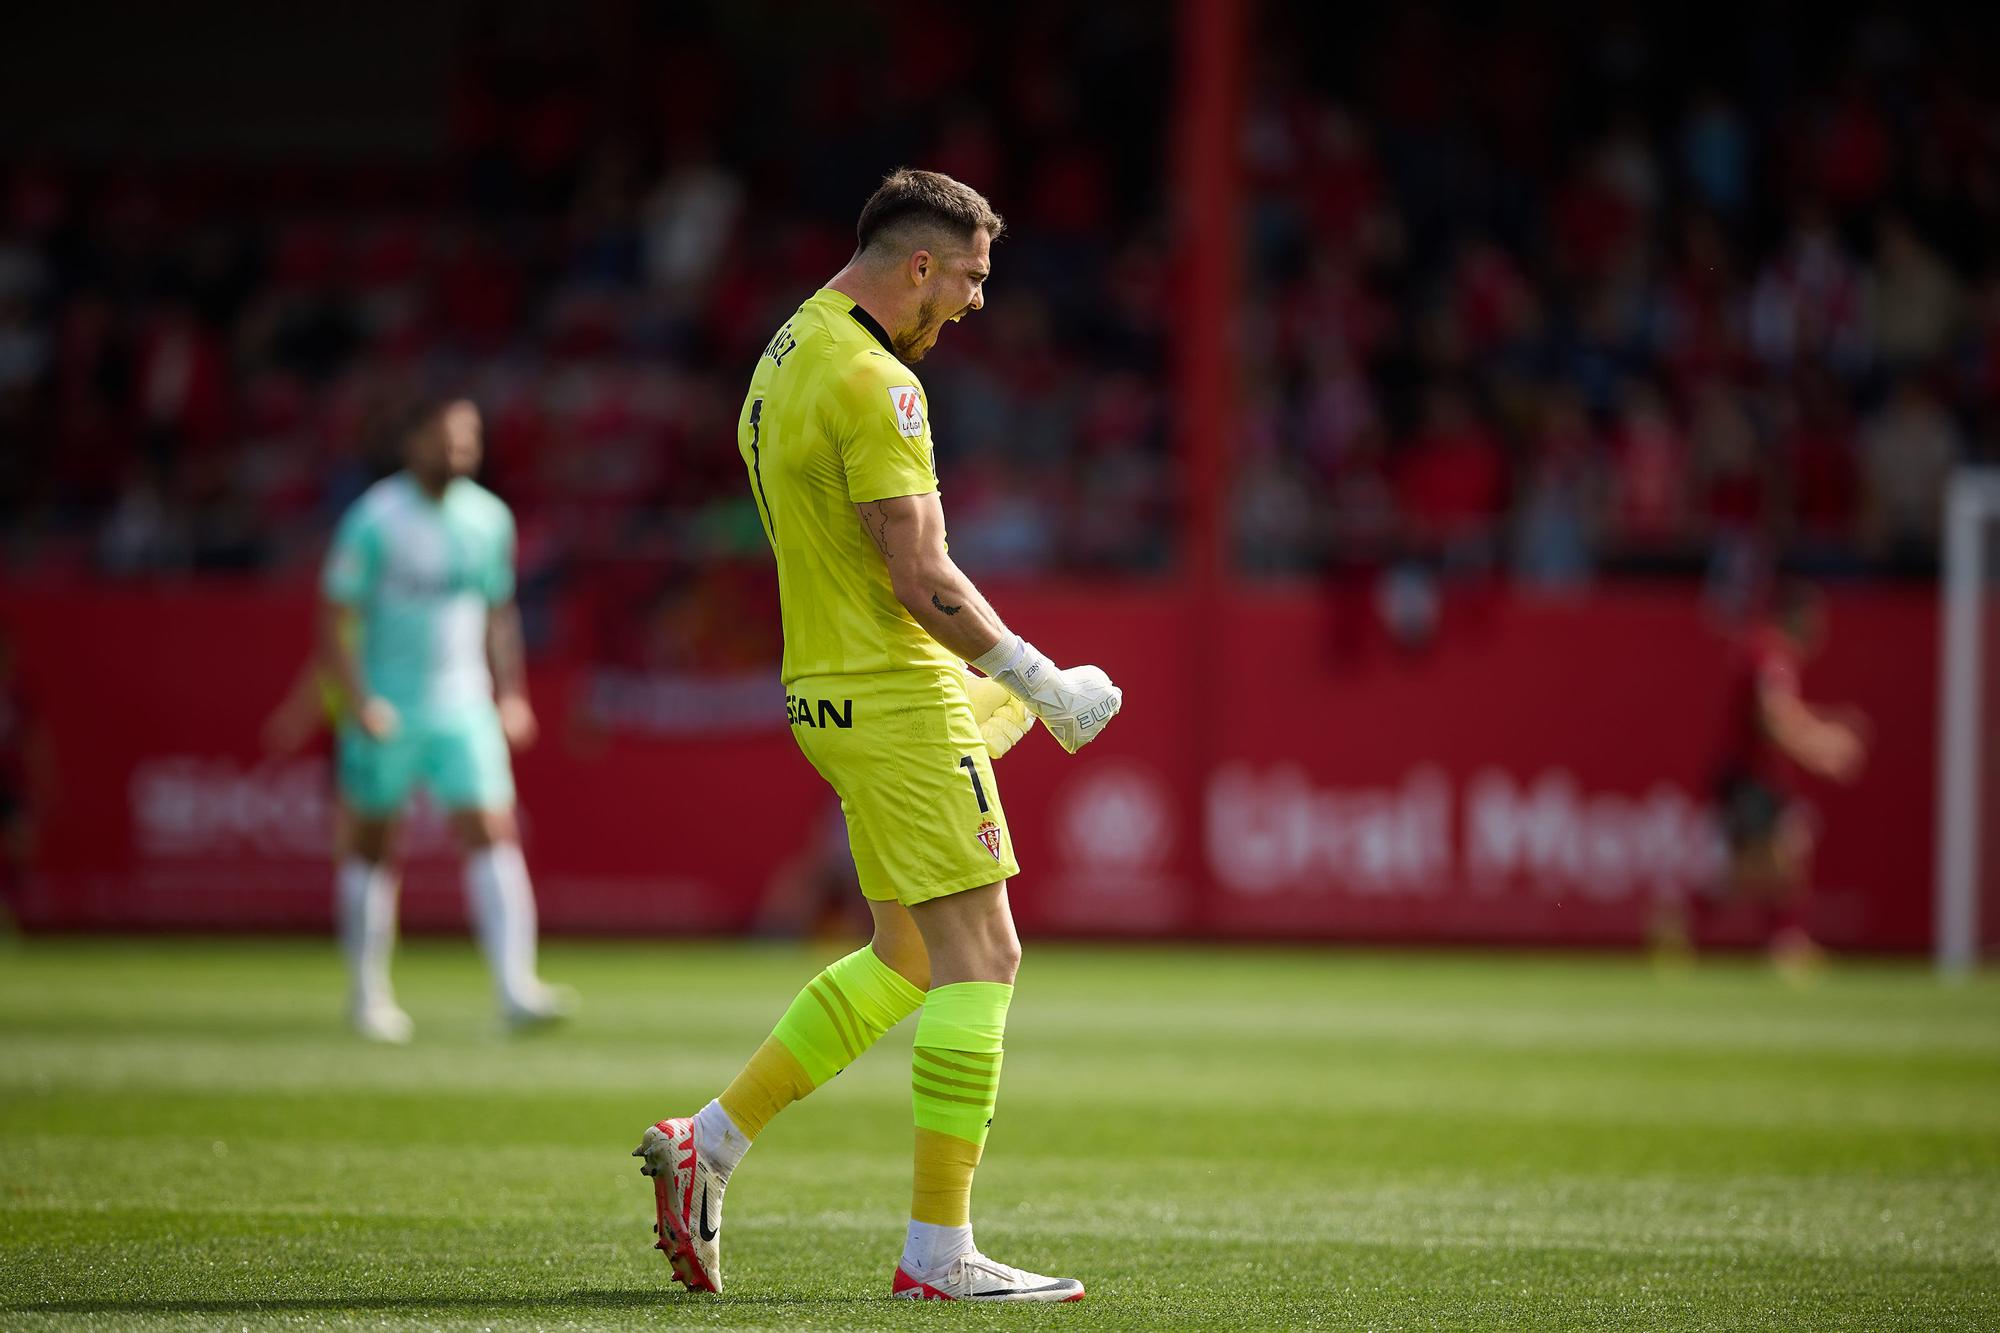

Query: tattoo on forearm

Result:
[861,503,893,559]
[932,593,961,616]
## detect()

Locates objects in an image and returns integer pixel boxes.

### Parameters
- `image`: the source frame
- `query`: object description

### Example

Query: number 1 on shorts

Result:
[957,755,989,813]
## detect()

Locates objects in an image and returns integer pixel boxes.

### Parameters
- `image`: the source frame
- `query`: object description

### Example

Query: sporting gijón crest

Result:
[976,820,1004,862]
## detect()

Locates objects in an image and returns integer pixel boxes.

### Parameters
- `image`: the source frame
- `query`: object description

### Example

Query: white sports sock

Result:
[693,1100,751,1182]
[336,857,397,1011]
[464,841,540,1010]
[902,1221,975,1275]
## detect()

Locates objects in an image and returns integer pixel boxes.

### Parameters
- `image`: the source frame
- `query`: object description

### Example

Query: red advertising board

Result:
[0,580,1938,951]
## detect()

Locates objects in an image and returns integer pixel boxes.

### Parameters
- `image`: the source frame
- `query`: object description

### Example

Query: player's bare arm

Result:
[856,492,1039,756]
[855,493,1006,660]
[263,654,329,755]
[487,598,537,749]
[1758,681,1864,783]
[855,491,1122,754]
[319,598,397,739]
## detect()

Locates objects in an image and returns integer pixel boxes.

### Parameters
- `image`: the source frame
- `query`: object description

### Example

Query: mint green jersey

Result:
[322,473,516,716]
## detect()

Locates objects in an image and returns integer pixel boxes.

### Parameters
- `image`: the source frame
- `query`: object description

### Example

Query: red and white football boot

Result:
[632,1117,724,1293]
[892,1251,1085,1302]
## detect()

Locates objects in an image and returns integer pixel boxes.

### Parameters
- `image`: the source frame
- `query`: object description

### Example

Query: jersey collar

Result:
[399,470,458,507]
[830,291,897,358]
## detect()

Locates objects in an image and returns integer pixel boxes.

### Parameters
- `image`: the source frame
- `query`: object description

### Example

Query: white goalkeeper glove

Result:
[964,670,1036,759]
[971,633,1123,755]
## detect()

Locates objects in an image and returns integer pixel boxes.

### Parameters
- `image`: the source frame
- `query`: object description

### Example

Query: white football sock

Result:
[464,841,541,1010]
[336,857,397,1012]
[693,1100,751,1182]
[902,1221,975,1275]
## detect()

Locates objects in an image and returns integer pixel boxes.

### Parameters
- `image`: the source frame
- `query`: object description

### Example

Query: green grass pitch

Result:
[2,937,1997,1330]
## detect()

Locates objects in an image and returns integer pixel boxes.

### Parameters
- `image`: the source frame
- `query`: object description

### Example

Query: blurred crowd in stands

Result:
[0,3,1993,593]
[1239,6,1999,589]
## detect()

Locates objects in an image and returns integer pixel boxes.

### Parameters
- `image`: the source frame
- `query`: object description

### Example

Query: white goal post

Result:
[1936,467,2000,974]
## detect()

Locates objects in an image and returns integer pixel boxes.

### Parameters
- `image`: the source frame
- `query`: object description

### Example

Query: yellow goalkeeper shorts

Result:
[786,668,1020,905]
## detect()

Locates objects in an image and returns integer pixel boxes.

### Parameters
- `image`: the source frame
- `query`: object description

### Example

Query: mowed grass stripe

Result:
[0,938,1996,1331]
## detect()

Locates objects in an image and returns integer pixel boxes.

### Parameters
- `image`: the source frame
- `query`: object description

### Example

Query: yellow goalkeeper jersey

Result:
[738,288,958,686]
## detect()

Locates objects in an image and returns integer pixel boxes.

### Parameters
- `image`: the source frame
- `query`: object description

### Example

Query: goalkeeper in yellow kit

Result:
[634,169,1123,1302]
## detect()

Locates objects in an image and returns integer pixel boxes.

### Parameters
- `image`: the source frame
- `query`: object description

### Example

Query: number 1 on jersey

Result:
[748,398,774,540]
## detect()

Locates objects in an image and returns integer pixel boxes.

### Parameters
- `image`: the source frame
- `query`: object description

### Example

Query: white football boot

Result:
[892,1250,1086,1302]
[632,1117,724,1293]
[502,982,579,1031]
[349,1000,413,1045]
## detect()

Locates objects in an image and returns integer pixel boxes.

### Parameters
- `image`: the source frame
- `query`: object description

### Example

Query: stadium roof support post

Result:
[1172,0,1243,594]
[1172,0,1246,934]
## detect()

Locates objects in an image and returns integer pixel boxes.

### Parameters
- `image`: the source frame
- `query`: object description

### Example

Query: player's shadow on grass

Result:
[6,1290,880,1316]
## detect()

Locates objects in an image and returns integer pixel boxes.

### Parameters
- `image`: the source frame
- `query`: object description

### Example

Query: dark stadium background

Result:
[0,0,1995,954]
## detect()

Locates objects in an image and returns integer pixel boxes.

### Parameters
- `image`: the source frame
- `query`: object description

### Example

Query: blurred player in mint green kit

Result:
[319,397,573,1042]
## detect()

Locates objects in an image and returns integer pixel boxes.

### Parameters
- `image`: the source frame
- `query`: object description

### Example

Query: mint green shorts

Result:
[337,703,515,816]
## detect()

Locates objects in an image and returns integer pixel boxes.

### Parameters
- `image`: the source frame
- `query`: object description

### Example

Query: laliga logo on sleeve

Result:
[887,386,925,438]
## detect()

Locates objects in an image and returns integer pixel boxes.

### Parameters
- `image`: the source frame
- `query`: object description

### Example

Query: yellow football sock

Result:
[911,1127,984,1226]
[716,945,925,1140]
[716,1037,816,1140]
[908,981,1012,1226]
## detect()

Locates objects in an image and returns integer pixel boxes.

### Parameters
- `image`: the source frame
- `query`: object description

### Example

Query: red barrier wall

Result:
[0,581,1937,950]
